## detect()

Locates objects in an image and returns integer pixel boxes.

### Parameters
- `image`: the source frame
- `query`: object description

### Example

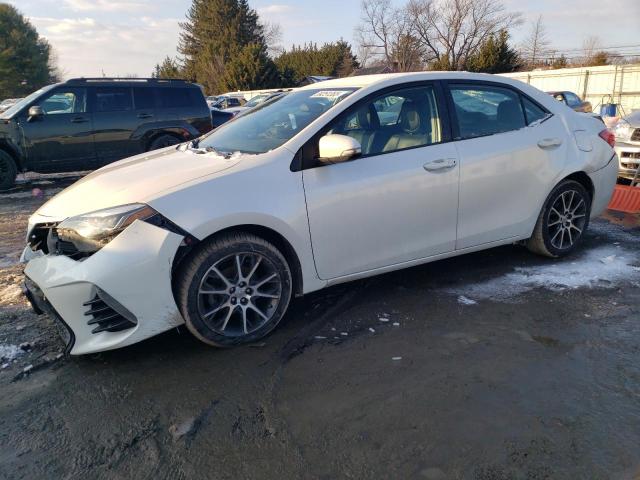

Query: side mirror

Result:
[28,105,44,120]
[318,134,362,164]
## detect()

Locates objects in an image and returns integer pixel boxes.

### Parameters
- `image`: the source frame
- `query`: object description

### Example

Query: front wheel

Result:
[527,180,591,258]
[147,134,180,151]
[176,233,293,347]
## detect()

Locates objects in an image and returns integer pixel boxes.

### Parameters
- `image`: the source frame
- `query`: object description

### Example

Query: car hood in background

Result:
[36,145,245,218]
[622,110,640,127]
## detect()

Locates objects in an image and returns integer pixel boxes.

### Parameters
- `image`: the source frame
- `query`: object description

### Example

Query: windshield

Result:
[0,85,55,119]
[199,87,357,154]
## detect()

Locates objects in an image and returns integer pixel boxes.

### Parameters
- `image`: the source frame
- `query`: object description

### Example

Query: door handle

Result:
[137,113,153,119]
[423,158,457,172]
[70,117,88,123]
[537,138,563,149]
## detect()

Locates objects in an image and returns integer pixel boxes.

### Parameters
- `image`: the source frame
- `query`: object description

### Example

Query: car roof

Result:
[297,71,532,91]
[64,78,198,88]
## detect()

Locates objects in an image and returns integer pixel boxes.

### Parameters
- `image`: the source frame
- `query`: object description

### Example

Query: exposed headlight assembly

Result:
[55,204,157,255]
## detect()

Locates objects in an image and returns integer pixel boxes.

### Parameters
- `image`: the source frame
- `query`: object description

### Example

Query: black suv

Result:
[0,78,212,189]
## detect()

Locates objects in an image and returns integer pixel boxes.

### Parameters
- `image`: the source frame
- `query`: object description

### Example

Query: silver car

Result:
[614,110,640,181]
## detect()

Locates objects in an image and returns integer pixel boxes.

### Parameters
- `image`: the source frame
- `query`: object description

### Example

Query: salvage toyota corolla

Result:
[21,72,618,355]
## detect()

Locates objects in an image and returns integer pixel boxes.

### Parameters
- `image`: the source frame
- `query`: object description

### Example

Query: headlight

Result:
[56,204,157,254]
[615,119,632,141]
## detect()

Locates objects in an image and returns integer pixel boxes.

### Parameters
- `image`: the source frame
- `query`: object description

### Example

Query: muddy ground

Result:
[1,174,639,480]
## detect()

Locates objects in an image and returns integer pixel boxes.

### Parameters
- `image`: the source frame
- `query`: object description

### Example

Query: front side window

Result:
[450,84,526,139]
[327,85,442,157]
[95,87,133,112]
[40,88,87,115]
[199,88,357,154]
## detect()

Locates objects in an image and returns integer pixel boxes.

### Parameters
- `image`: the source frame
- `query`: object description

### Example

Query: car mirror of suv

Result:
[318,134,362,164]
[27,105,44,121]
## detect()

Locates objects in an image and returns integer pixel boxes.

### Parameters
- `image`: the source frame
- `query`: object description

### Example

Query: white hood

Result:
[36,145,244,218]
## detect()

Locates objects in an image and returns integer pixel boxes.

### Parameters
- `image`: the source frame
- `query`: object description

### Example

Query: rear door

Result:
[19,86,96,172]
[447,82,567,249]
[91,86,139,167]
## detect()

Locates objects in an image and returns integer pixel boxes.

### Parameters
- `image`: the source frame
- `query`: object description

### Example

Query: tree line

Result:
[0,0,623,99]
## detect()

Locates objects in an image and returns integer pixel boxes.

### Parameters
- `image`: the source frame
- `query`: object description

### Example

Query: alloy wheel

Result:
[197,252,283,337]
[547,189,587,250]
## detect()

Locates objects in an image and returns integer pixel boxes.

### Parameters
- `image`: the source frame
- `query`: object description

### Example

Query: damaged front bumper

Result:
[22,220,185,355]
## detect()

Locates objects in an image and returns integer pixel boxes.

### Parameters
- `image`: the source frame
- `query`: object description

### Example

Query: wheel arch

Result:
[145,131,184,151]
[173,224,305,297]
[562,171,594,199]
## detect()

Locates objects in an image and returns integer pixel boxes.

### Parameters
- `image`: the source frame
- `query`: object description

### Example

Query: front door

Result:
[20,87,96,172]
[303,84,459,280]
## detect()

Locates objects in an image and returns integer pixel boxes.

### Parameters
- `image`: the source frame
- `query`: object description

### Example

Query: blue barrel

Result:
[600,103,617,117]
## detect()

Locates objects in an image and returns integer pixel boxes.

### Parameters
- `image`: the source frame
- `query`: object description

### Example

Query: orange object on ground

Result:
[608,184,640,214]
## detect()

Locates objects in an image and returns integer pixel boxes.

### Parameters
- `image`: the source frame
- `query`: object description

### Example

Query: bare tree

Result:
[520,15,551,68]
[408,0,521,70]
[263,21,284,57]
[580,35,603,66]
[356,0,423,71]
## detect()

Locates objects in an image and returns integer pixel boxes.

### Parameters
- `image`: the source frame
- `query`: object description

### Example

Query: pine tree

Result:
[152,57,183,79]
[274,41,359,85]
[0,4,55,98]
[178,0,266,93]
[465,30,521,74]
[222,43,279,91]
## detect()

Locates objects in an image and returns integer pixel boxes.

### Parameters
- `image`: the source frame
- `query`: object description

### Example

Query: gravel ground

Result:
[1,174,639,480]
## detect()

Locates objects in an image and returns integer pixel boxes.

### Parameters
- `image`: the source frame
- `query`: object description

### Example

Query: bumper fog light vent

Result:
[83,289,137,334]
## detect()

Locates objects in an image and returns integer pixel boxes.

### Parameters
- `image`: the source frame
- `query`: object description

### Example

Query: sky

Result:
[6,0,640,79]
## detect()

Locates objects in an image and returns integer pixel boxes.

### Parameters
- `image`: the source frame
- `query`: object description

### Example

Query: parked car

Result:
[613,110,640,181]
[22,72,617,355]
[0,78,212,190]
[548,91,593,113]
[212,92,288,128]
[210,95,245,109]
[224,91,289,115]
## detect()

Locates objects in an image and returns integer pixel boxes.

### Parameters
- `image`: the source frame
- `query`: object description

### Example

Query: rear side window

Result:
[565,92,582,107]
[133,88,155,110]
[95,87,133,112]
[156,87,201,108]
[450,84,526,139]
[522,97,547,124]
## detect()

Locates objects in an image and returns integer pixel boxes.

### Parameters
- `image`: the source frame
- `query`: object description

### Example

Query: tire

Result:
[147,134,180,151]
[0,150,17,191]
[176,232,293,347]
[527,180,591,258]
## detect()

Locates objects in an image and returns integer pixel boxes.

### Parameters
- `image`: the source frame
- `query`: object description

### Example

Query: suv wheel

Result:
[148,134,180,151]
[176,233,293,347]
[527,180,591,258]
[0,151,17,191]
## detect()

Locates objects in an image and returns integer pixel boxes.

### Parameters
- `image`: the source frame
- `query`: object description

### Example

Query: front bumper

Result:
[23,220,185,355]
[614,142,640,180]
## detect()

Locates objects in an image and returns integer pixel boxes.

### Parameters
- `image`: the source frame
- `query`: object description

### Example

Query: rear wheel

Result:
[176,233,293,347]
[0,150,17,191]
[527,180,591,258]
[148,134,180,151]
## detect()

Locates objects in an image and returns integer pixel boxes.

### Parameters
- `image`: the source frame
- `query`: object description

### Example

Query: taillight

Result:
[599,129,615,148]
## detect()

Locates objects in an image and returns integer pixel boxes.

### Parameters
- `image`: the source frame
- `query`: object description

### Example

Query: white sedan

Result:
[21,72,618,355]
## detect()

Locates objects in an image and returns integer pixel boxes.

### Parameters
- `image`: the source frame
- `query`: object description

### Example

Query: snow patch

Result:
[457,295,478,305]
[0,284,23,304]
[449,246,639,301]
[0,344,22,362]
